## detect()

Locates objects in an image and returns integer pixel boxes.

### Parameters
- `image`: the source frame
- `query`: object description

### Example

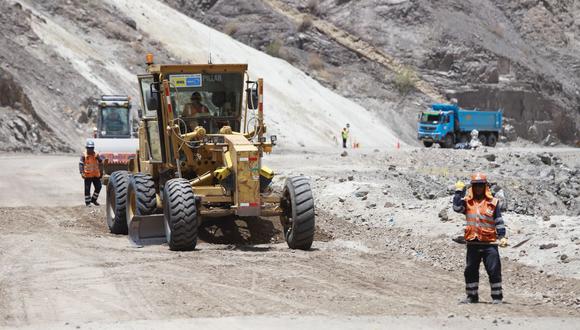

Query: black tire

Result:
[163,178,199,251]
[126,173,157,226]
[422,141,433,148]
[487,133,497,147]
[478,134,488,146]
[443,134,454,148]
[106,171,129,234]
[281,176,315,250]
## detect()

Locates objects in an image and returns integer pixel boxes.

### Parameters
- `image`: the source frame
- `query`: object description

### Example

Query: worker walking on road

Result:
[341,127,349,149]
[453,172,508,304]
[79,140,104,206]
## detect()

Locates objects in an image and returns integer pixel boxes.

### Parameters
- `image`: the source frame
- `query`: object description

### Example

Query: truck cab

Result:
[417,105,456,148]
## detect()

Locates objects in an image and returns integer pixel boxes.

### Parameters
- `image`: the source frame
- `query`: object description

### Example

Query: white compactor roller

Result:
[88,95,138,183]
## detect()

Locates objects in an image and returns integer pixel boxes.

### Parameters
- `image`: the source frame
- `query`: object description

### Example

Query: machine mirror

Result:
[146,83,160,112]
[246,86,259,110]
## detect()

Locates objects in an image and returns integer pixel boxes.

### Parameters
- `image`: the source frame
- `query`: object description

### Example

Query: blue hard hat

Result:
[86,140,95,148]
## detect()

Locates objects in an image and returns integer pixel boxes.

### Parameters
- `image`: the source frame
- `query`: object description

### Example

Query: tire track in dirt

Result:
[1,201,578,326]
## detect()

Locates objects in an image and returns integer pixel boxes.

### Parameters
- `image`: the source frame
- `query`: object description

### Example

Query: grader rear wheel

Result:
[106,171,129,234]
[281,176,315,250]
[126,173,157,224]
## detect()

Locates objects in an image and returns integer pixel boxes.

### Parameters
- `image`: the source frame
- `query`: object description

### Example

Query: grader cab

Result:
[105,55,315,251]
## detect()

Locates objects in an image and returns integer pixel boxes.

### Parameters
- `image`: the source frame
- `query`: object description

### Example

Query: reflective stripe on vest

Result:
[83,152,101,178]
[464,197,498,242]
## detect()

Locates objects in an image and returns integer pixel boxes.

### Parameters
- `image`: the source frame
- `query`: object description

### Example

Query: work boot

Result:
[85,202,92,207]
[459,296,479,304]
[91,199,100,206]
[491,299,503,305]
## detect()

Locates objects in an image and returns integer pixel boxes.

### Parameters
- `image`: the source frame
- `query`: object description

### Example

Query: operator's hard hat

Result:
[470,172,487,184]
[86,140,95,148]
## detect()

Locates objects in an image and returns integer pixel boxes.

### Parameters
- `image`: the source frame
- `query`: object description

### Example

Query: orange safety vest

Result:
[464,189,498,242]
[83,152,101,178]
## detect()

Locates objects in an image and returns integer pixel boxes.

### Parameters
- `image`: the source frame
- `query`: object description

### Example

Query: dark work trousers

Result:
[342,138,347,148]
[84,177,102,205]
[464,244,503,301]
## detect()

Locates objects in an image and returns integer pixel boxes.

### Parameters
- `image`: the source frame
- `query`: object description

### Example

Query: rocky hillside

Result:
[0,0,174,152]
[0,0,578,152]
[166,0,580,145]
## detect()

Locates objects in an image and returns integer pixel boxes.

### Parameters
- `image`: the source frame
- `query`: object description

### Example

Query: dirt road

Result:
[0,150,579,329]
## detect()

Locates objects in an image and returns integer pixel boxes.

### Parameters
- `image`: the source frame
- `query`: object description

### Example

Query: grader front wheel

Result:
[281,176,315,250]
[163,178,199,251]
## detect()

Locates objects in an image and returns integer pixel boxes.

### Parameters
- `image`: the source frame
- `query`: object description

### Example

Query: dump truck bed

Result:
[457,109,502,132]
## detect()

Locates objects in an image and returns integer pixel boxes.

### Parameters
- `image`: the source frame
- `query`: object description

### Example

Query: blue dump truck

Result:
[417,103,503,148]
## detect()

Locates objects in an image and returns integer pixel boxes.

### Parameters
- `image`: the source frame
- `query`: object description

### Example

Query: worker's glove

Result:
[499,237,508,248]
[455,180,466,191]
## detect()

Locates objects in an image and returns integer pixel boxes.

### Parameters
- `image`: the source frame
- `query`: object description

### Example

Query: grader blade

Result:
[128,215,166,247]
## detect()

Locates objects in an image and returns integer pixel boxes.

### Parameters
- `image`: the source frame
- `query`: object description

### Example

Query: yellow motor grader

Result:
[105,54,315,251]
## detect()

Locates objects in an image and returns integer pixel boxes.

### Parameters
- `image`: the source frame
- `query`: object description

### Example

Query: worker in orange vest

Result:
[453,172,508,304]
[79,140,104,206]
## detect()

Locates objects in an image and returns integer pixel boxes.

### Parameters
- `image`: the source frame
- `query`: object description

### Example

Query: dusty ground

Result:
[0,147,579,329]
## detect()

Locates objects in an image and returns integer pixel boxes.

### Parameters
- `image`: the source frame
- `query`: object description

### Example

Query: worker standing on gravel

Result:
[453,172,508,304]
[341,127,349,148]
[79,140,103,206]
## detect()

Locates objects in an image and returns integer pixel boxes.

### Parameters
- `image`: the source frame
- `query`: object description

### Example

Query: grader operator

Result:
[105,54,315,251]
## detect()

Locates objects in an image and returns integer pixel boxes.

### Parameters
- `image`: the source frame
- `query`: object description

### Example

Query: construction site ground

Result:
[0,147,579,329]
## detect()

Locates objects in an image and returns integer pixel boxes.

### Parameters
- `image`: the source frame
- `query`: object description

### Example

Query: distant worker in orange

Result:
[182,92,209,118]
[79,140,104,206]
[453,172,508,304]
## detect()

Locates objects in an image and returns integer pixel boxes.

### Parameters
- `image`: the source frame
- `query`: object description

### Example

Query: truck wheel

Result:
[106,171,129,234]
[281,176,315,250]
[126,173,157,226]
[163,178,199,251]
[422,141,433,148]
[478,134,488,146]
[487,134,497,147]
[443,134,454,148]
